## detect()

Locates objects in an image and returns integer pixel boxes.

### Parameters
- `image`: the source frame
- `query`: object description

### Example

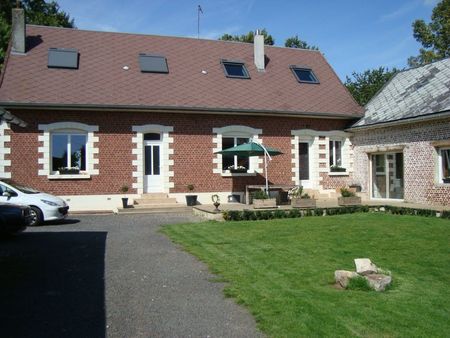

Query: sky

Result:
[57,0,439,81]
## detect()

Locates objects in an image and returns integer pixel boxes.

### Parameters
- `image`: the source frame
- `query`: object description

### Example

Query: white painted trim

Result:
[0,121,11,179]
[132,124,174,194]
[291,129,353,189]
[38,121,99,177]
[212,125,263,174]
[60,194,140,212]
[437,147,450,184]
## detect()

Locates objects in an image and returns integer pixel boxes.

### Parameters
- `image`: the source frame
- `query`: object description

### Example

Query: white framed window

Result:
[221,136,250,171]
[38,122,98,179]
[439,148,450,184]
[329,140,343,167]
[51,132,87,172]
[212,125,263,175]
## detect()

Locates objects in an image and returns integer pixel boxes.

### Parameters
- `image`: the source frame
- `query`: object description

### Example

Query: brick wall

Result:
[351,118,450,206]
[6,109,350,196]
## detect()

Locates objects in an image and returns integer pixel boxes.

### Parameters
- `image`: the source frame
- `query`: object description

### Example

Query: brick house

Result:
[0,10,363,210]
[349,58,450,207]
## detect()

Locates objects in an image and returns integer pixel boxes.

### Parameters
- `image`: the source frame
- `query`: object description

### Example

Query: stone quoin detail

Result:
[0,121,11,179]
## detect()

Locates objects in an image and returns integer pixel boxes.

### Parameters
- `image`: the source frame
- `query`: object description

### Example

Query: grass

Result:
[162,213,450,337]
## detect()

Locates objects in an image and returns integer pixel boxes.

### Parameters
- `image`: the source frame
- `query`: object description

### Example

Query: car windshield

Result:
[9,184,40,194]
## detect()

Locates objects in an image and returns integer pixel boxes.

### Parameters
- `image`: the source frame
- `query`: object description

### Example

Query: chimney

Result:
[254,29,265,71]
[11,8,26,53]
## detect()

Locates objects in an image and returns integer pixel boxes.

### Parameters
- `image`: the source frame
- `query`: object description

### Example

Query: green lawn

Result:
[162,213,450,337]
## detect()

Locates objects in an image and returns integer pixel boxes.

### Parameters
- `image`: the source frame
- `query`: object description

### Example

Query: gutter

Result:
[346,110,450,132]
[0,102,363,120]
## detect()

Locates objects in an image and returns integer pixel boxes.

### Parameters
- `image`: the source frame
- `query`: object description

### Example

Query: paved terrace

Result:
[194,199,450,220]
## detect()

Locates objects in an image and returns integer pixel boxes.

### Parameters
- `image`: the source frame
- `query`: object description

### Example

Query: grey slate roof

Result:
[352,58,450,128]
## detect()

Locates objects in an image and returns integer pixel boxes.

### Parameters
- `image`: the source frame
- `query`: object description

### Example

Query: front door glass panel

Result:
[299,142,310,180]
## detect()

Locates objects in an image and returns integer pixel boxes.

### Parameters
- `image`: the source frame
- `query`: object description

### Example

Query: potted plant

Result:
[443,176,450,184]
[211,194,220,212]
[338,187,361,206]
[330,165,347,173]
[227,165,247,173]
[185,184,198,206]
[58,166,80,175]
[120,185,129,208]
[288,186,316,208]
[252,190,277,209]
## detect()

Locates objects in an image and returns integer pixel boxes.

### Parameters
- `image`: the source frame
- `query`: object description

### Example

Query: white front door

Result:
[143,135,163,193]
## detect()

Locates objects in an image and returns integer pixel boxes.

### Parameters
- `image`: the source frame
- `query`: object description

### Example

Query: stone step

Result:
[134,198,178,205]
[139,193,169,199]
[132,203,183,209]
[117,205,192,214]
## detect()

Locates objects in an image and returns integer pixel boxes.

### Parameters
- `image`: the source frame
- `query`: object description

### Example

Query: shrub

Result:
[340,187,356,197]
[347,276,373,291]
[252,190,269,200]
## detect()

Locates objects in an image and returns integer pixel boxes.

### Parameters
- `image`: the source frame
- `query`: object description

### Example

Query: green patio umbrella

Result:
[215,141,283,193]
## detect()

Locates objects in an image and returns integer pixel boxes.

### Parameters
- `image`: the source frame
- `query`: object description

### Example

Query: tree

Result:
[1,0,74,68]
[284,35,318,50]
[408,0,450,66]
[219,28,274,45]
[344,67,398,106]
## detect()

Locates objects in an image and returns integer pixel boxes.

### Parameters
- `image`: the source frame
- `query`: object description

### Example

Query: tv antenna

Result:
[197,5,203,39]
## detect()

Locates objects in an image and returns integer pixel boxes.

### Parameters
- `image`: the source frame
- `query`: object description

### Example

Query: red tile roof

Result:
[0,25,363,118]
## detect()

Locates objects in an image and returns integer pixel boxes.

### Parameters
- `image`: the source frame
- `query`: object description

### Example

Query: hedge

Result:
[222,205,448,221]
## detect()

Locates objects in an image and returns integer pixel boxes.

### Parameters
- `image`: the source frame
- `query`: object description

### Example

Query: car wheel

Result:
[29,206,43,226]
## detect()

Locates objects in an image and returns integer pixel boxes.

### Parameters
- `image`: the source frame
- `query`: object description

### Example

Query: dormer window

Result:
[48,48,79,69]
[221,60,250,79]
[290,66,319,84]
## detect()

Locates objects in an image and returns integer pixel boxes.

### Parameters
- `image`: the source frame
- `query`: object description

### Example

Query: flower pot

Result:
[59,168,80,175]
[121,197,128,208]
[291,198,316,209]
[338,196,361,206]
[213,202,220,212]
[443,178,450,184]
[330,167,346,172]
[185,195,198,206]
[253,198,277,209]
[230,169,247,173]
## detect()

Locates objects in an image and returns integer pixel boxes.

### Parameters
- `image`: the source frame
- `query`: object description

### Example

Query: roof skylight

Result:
[139,54,169,73]
[48,48,79,69]
[221,60,250,79]
[290,66,319,84]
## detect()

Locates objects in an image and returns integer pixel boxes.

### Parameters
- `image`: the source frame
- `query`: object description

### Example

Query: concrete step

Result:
[117,205,192,214]
[134,198,178,205]
[132,203,183,209]
[139,193,169,199]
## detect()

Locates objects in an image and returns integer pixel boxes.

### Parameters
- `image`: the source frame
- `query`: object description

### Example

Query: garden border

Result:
[222,205,450,221]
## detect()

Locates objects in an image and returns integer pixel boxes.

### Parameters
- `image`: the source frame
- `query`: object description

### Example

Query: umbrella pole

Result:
[264,152,269,194]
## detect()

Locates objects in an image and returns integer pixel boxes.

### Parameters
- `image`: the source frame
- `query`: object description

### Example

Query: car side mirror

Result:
[3,191,17,198]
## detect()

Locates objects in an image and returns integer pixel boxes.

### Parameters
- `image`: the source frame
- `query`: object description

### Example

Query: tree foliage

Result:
[408,0,450,66]
[284,35,318,50]
[219,28,274,45]
[344,67,398,106]
[1,0,74,68]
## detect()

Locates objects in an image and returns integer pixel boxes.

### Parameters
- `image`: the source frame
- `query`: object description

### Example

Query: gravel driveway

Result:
[0,212,262,338]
